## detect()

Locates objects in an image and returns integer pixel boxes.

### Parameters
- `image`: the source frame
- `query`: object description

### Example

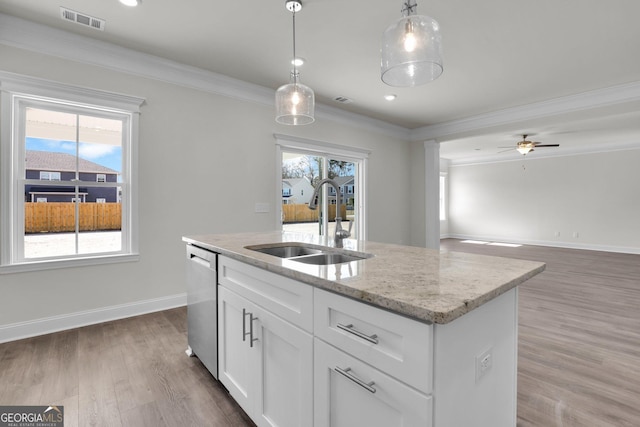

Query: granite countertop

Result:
[183,231,546,324]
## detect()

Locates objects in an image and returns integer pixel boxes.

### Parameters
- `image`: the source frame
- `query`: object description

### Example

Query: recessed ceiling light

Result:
[119,0,141,6]
[384,94,397,101]
[291,57,305,67]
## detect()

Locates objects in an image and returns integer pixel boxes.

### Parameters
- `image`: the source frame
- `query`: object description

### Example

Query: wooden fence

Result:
[282,204,347,223]
[25,202,121,233]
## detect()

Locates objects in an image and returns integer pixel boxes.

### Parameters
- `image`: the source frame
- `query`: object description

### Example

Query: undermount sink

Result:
[287,253,367,265]
[244,243,373,265]
[250,245,322,258]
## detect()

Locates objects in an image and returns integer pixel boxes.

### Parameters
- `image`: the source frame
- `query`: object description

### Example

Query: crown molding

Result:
[448,140,640,166]
[411,82,640,142]
[2,13,637,146]
[0,13,409,140]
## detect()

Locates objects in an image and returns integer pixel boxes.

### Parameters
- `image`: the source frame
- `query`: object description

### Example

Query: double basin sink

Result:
[245,243,373,265]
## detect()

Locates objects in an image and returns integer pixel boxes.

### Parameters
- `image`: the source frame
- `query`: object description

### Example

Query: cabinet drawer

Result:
[314,288,433,393]
[219,256,313,333]
[314,338,432,427]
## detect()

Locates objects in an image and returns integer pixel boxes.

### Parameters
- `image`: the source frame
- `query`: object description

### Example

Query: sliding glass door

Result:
[277,138,367,241]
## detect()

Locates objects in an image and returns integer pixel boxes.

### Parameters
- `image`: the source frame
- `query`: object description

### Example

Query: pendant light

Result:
[381,0,443,87]
[275,0,315,125]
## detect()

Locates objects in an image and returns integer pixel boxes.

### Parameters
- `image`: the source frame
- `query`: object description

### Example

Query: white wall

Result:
[0,44,413,337]
[448,149,640,253]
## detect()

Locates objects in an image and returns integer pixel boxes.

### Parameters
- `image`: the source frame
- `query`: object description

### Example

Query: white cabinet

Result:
[314,287,433,393]
[314,339,432,427]
[314,288,433,427]
[217,257,313,427]
[216,255,519,427]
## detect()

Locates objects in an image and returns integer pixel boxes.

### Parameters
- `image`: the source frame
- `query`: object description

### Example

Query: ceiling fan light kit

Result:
[275,0,315,125]
[503,135,560,156]
[381,0,443,87]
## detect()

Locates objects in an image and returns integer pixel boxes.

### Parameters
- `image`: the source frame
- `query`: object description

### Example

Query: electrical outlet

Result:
[554,231,560,237]
[573,231,579,238]
[475,347,493,382]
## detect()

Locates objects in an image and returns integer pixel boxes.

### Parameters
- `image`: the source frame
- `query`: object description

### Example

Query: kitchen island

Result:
[183,231,545,427]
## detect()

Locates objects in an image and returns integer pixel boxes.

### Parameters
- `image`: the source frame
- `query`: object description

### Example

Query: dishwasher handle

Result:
[186,244,216,270]
[189,254,210,269]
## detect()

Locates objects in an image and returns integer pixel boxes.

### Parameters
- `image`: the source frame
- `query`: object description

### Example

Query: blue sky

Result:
[27,137,122,172]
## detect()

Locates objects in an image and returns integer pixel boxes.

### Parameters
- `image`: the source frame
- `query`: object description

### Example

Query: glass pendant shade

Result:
[275,78,315,125]
[275,0,315,125]
[381,14,443,87]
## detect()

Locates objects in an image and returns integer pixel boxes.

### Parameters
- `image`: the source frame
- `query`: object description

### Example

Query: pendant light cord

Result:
[292,10,298,84]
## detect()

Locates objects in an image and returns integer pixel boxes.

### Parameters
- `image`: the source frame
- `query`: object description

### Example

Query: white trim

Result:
[411,81,640,142]
[424,140,440,249]
[275,134,369,241]
[0,74,142,268]
[448,142,640,166]
[0,292,186,344]
[446,234,640,255]
[3,13,638,153]
[0,253,139,274]
[0,70,145,112]
[0,13,409,140]
[274,133,371,158]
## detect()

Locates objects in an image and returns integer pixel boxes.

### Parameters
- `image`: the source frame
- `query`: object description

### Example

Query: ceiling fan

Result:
[499,135,560,155]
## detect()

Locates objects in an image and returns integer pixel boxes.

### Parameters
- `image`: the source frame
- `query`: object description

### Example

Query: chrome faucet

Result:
[308,178,352,247]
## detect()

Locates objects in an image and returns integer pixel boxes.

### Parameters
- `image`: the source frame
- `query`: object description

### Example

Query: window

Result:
[40,171,61,181]
[276,134,369,241]
[0,72,144,272]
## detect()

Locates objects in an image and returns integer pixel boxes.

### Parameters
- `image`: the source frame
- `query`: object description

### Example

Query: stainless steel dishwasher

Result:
[185,244,218,379]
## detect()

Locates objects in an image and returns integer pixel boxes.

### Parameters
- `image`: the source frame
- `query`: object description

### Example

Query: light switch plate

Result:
[254,202,270,213]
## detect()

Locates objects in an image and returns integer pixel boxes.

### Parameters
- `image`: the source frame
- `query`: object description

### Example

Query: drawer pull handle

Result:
[334,366,376,394]
[337,323,379,344]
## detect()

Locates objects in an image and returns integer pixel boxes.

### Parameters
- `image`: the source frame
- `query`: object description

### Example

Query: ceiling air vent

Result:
[60,7,105,31]
[334,96,354,104]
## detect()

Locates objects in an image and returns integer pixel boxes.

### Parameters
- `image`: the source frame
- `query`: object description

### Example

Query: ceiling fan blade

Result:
[534,144,560,147]
[498,148,514,153]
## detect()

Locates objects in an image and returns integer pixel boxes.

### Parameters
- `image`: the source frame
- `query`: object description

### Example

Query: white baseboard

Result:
[445,234,640,255]
[0,293,187,344]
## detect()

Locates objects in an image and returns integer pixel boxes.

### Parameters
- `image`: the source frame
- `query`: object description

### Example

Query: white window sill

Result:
[0,253,140,274]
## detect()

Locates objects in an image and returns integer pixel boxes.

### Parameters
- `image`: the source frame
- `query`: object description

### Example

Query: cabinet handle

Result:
[334,366,376,394]
[242,308,250,342]
[248,312,258,348]
[242,308,258,348]
[336,323,379,344]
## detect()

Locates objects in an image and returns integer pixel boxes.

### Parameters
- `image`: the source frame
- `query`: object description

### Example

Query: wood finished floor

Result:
[441,239,640,427]
[0,308,255,427]
[0,240,638,426]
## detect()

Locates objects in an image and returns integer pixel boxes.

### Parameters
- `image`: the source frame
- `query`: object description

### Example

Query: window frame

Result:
[275,134,369,241]
[0,72,144,273]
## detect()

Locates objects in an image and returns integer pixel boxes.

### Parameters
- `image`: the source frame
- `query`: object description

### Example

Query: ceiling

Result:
[1,0,639,161]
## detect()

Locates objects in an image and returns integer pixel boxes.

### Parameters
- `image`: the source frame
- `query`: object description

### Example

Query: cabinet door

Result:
[253,304,313,427]
[218,286,257,415]
[314,339,432,427]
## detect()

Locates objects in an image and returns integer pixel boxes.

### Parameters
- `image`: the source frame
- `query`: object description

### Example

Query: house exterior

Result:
[25,150,119,203]
[326,176,355,207]
[282,176,355,207]
[282,177,314,204]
